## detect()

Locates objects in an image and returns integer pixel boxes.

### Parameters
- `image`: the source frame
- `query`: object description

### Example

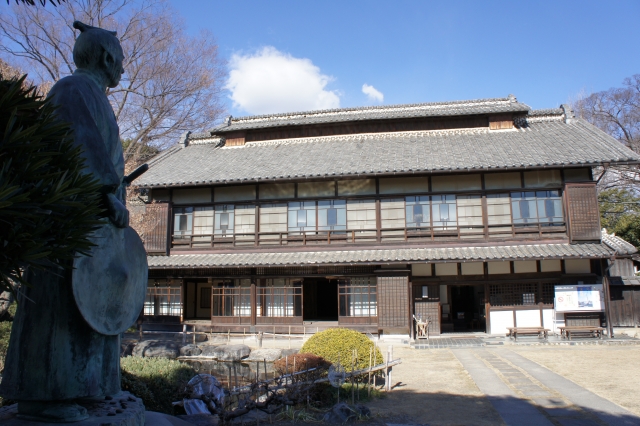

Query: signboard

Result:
[554,284,604,312]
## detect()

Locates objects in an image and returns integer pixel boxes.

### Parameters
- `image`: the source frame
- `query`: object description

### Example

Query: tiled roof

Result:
[147,242,618,269]
[138,119,639,187]
[601,229,637,255]
[212,96,531,133]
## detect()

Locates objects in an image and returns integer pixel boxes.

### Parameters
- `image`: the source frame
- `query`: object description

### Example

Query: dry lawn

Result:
[370,345,504,425]
[510,345,640,416]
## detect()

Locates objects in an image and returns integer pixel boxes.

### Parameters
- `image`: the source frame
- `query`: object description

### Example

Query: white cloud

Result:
[226,46,340,115]
[362,84,384,103]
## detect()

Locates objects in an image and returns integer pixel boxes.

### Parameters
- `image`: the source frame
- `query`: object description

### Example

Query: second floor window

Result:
[406,196,430,228]
[511,191,563,225]
[214,205,234,235]
[288,201,316,233]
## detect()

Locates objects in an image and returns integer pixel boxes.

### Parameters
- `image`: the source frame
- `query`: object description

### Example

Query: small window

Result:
[318,200,346,231]
[173,207,193,236]
[421,286,429,298]
[522,293,536,305]
[406,196,430,227]
[432,195,457,229]
[288,201,316,232]
[214,205,235,235]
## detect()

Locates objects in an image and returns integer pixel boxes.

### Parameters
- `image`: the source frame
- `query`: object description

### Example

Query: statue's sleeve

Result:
[47,79,121,192]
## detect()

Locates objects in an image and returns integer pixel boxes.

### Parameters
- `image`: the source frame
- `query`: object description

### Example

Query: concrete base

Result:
[0,392,145,426]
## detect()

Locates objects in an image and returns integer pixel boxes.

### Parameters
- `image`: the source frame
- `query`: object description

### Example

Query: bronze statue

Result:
[0,22,147,422]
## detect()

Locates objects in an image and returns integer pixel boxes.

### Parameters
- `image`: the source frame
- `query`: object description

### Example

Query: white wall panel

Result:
[490,310,514,335]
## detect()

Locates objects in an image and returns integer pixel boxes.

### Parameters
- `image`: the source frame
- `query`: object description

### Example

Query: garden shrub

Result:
[273,353,330,375]
[300,328,383,371]
[0,302,16,407]
[120,356,196,413]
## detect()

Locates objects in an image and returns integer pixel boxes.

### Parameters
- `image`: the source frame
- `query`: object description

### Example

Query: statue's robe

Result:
[0,70,125,401]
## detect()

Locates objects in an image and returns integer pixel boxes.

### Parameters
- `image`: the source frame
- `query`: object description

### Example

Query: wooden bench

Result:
[559,326,605,340]
[506,327,550,342]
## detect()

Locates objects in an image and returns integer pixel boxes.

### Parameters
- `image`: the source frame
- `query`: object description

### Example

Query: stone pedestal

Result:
[0,392,145,426]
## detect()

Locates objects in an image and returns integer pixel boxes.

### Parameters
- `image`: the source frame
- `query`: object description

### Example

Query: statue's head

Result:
[72,21,124,88]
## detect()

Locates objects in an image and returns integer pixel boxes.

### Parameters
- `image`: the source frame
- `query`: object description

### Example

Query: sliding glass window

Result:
[318,200,347,231]
[406,196,430,228]
[432,195,457,230]
[288,201,316,233]
[339,277,377,317]
[214,204,234,236]
[258,278,302,317]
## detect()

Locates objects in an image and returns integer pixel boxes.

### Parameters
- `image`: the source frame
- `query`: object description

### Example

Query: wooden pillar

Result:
[484,282,491,334]
[250,280,257,326]
[601,259,614,338]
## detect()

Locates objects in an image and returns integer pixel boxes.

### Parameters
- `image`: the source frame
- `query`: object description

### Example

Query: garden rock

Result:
[199,345,222,357]
[207,344,251,361]
[323,403,358,423]
[0,291,12,318]
[132,340,180,359]
[180,344,202,357]
[355,404,371,417]
[120,341,137,357]
[281,348,299,357]
[245,348,282,362]
[231,409,270,425]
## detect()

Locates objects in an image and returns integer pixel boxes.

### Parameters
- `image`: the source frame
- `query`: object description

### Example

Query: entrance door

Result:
[449,285,486,332]
[184,279,212,320]
[303,278,338,321]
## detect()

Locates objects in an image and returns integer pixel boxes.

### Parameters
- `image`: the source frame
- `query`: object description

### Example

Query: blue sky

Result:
[178,1,639,116]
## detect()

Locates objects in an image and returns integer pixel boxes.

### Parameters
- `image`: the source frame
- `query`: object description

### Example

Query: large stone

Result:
[179,344,202,357]
[323,403,356,423]
[0,392,145,425]
[281,348,299,358]
[201,344,250,361]
[0,291,12,318]
[245,348,282,362]
[132,340,180,359]
[198,345,221,357]
[145,411,195,426]
[231,409,270,425]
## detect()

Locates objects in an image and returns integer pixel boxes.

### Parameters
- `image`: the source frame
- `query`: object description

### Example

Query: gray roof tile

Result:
[147,242,618,269]
[212,97,531,133]
[138,119,639,187]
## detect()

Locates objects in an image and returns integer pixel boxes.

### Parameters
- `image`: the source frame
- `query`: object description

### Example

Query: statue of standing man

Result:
[0,22,147,423]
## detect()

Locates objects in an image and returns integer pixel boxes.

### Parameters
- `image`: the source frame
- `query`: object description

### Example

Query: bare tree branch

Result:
[0,0,225,164]
[573,74,640,190]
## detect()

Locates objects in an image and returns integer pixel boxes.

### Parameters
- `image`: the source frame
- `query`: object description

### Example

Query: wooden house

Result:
[136,95,640,337]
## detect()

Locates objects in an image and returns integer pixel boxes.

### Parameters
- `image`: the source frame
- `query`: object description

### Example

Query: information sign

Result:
[554,284,604,312]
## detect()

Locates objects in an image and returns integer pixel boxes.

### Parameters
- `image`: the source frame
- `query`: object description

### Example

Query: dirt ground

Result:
[369,345,505,426]
[510,345,640,416]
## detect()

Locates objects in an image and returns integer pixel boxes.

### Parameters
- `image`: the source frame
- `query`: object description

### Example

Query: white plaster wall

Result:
[412,263,432,276]
[515,309,541,327]
[542,309,555,332]
[488,261,510,274]
[490,310,514,335]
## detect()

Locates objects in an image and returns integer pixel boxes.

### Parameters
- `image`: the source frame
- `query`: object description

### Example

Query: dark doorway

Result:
[449,285,486,332]
[303,278,338,321]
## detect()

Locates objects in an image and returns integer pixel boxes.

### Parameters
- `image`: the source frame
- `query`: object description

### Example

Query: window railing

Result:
[171,221,566,249]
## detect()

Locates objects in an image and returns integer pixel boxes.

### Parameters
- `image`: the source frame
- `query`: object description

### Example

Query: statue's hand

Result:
[106,193,129,228]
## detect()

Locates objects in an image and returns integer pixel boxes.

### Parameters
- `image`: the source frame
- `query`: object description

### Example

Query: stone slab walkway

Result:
[453,348,640,426]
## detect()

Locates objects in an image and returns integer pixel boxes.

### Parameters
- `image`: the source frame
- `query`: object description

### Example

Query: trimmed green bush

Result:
[120,356,196,413]
[300,328,383,371]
